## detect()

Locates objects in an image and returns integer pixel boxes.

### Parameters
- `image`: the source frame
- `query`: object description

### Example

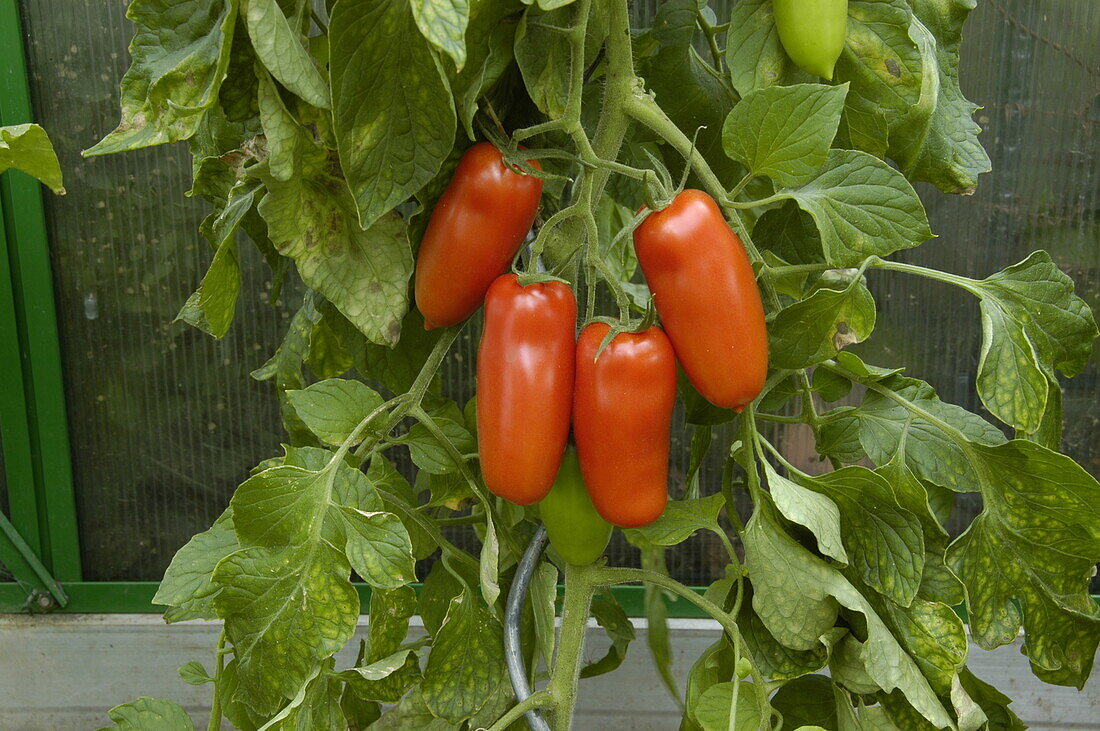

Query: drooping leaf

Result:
[330,0,455,228]
[947,439,1100,687]
[257,146,414,346]
[345,586,422,702]
[411,0,471,69]
[0,124,64,193]
[971,251,1098,434]
[421,590,506,723]
[84,0,238,155]
[693,682,767,731]
[244,0,330,107]
[97,697,194,731]
[580,589,636,678]
[891,0,991,194]
[154,509,239,623]
[762,462,847,564]
[213,544,359,713]
[744,505,953,728]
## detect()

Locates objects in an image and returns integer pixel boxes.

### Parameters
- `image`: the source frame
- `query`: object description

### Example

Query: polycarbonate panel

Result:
[18,1,292,580]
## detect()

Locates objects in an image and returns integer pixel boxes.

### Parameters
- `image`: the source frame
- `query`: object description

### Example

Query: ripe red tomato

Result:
[633,189,768,411]
[477,274,576,505]
[414,143,543,330]
[573,322,676,527]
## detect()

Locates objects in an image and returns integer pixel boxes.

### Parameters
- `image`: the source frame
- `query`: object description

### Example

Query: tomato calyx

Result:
[587,298,660,361]
[514,270,570,288]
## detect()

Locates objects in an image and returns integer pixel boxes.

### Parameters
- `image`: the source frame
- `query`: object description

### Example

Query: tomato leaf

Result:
[421,590,506,723]
[769,273,877,369]
[410,0,471,70]
[623,494,725,547]
[213,544,359,713]
[761,461,847,564]
[286,378,385,446]
[244,0,329,108]
[891,0,991,194]
[257,147,414,346]
[693,682,767,731]
[154,509,239,623]
[722,83,848,188]
[946,440,1100,688]
[85,0,237,155]
[97,697,194,731]
[330,0,455,228]
[779,149,934,267]
[0,124,64,193]
[744,506,953,728]
[971,251,1098,434]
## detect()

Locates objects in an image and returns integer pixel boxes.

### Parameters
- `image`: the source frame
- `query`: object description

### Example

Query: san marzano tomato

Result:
[415,143,543,330]
[634,189,768,412]
[573,322,676,528]
[477,274,576,505]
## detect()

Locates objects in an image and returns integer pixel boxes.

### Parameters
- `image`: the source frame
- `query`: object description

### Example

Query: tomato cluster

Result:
[413,144,768,562]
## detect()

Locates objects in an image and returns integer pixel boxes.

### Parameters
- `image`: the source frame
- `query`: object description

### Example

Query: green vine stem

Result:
[548,562,598,731]
[206,629,227,731]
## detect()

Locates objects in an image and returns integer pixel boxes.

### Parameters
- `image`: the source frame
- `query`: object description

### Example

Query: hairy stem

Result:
[206,630,226,731]
[549,562,598,731]
[485,690,554,731]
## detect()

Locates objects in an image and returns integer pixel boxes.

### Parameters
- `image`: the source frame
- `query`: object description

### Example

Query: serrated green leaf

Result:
[401,403,476,474]
[892,1,991,194]
[84,0,237,155]
[340,648,418,682]
[244,0,329,107]
[257,147,414,346]
[177,661,213,686]
[779,150,933,267]
[818,374,1006,492]
[330,0,455,228]
[154,509,239,622]
[177,179,263,338]
[725,0,798,97]
[957,668,1026,731]
[411,0,470,69]
[833,0,923,159]
[763,462,847,564]
[770,275,877,369]
[256,67,306,182]
[737,585,832,680]
[694,682,767,731]
[421,591,505,723]
[98,697,194,731]
[722,84,848,187]
[0,124,64,192]
[337,506,415,588]
[347,586,421,702]
[372,686,454,730]
[744,506,952,728]
[285,378,384,446]
[213,544,359,713]
[623,494,725,547]
[530,561,558,671]
[947,439,1100,688]
[972,251,1098,433]
[803,467,925,607]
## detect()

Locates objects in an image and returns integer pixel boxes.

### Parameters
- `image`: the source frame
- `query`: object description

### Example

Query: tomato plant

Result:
[84,0,1098,729]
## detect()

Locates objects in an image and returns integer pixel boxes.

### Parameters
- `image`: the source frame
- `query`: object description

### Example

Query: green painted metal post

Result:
[0,0,82,582]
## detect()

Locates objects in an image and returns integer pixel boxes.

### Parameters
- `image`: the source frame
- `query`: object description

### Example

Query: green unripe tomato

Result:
[539,447,613,565]
[773,0,848,80]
